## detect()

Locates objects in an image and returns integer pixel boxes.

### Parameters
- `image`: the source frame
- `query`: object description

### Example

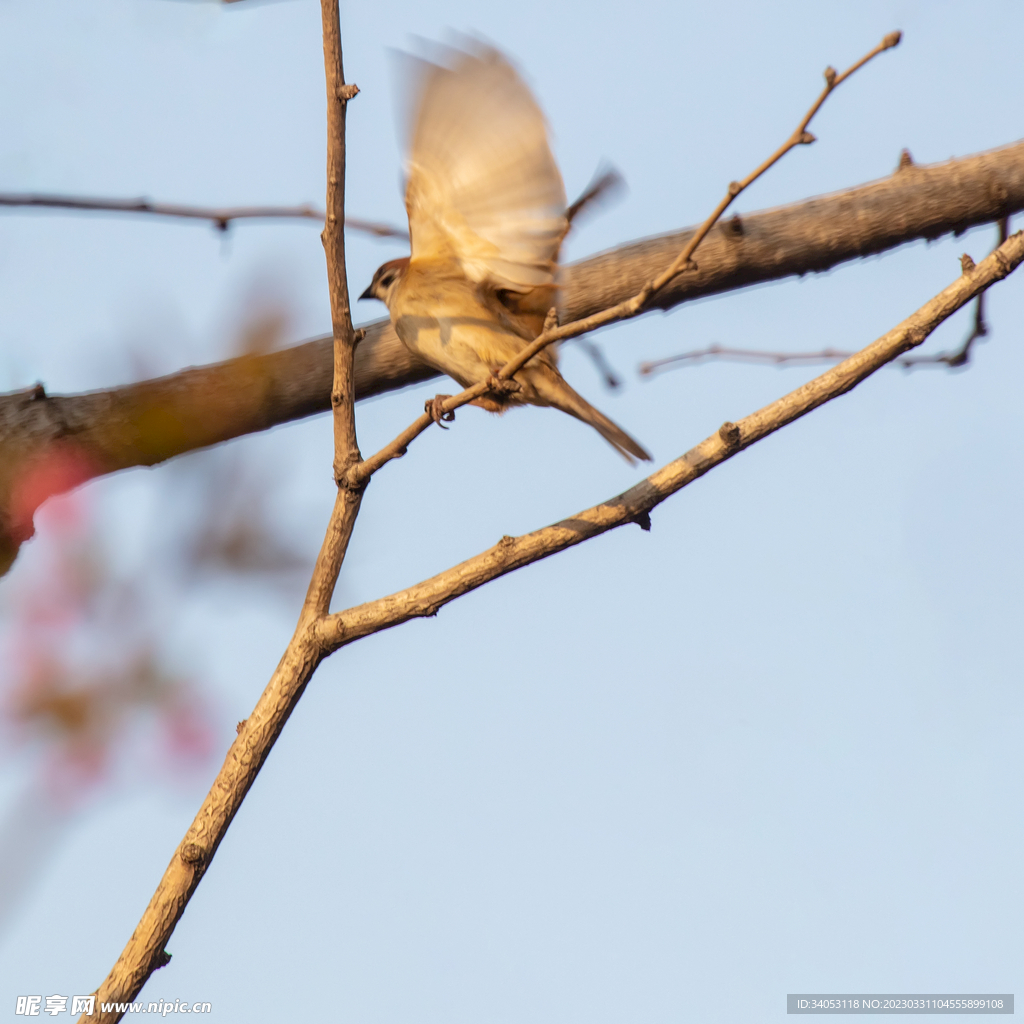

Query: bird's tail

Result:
[530,368,652,465]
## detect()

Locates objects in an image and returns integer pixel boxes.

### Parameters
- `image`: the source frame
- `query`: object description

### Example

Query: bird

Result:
[359,41,651,464]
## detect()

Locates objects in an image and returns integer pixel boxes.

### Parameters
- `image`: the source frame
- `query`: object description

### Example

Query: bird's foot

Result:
[425,395,456,427]
[485,375,521,399]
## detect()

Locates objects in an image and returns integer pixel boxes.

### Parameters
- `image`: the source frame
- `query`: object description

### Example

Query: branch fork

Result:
[81,25,956,1022]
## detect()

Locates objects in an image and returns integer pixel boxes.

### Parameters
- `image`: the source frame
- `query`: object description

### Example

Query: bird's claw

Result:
[485,375,521,397]
[425,395,455,427]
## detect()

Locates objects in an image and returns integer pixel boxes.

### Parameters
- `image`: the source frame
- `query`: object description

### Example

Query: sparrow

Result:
[359,41,651,464]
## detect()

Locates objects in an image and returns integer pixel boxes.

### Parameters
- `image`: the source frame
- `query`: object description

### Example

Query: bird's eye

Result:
[381,273,394,287]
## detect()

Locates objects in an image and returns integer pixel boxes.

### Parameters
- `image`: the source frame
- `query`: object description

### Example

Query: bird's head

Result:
[359,257,409,307]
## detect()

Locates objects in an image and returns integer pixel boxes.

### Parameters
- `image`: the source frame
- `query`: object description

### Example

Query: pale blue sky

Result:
[1,0,1022,1020]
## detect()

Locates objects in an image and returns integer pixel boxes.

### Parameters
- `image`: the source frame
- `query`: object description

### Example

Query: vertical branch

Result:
[321,0,359,473]
[77,7,366,1020]
[303,0,365,620]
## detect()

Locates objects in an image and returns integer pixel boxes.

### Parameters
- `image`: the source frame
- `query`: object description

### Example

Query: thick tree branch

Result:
[77,230,1024,1020]
[563,140,1023,324]
[3,139,1024,573]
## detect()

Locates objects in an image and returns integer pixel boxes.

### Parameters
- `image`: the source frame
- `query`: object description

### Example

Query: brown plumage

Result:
[359,42,651,464]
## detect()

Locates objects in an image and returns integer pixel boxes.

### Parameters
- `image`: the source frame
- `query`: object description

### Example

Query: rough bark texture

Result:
[83,629,326,1019]
[2,139,1023,573]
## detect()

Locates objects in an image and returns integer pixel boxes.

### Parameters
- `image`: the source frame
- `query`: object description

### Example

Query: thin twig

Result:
[346,217,408,240]
[900,292,987,369]
[640,216,1013,377]
[573,338,622,389]
[0,192,408,239]
[0,134,615,245]
[349,31,902,485]
[640,344,860,373]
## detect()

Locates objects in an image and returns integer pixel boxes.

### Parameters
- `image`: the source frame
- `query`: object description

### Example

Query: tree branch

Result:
[78,228,1024,1019]
[348,33,902,481]
[316,230,1024,650]
[0,192,406,238]
[3,139,1024,573]
[639,217,1013,376]
[898,216,1010,369]
[298,0,363,623]
[79,3,363,1019]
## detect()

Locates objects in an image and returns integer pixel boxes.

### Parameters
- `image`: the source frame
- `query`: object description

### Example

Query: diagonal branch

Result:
[350,32,902,482]
[899,216,1009,369]
[77,3,363,1020]
[3,138,1024,575]
[77,229,1024,1021]
[629,33,904,309]
[317,230,1024,651]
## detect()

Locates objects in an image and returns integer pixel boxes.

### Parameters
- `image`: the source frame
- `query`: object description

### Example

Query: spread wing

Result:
[403,43,568,293]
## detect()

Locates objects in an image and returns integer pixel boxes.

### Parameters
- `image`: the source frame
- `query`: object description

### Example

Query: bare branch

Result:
[268,3,367,657]
[641,216,1014,376]
[3,139,1024,575]
[79,3,364,1018]
[0,192,407,239]
[640,344,862,373]
[72,222,1024,1021]
[639,32,903,307]
[299,0,365,622]
[318,230,1024,652]
[349,32,902,483]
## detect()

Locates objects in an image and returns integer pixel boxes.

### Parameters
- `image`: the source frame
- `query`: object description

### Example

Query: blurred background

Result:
[0,0,1021,1020]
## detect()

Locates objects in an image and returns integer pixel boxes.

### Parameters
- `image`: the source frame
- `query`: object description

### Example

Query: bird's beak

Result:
[358,283,375,301]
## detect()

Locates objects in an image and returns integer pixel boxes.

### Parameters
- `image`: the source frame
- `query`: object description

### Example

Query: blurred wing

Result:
[404,44,567,292]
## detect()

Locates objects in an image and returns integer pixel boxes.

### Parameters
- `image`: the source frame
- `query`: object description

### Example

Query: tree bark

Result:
[2,139,1023,574]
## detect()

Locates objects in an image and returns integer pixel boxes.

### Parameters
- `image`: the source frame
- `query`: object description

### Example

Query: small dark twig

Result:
[572,338,622,389]
[565,167,625,226]
[638,324,987,375]
[347,217,409,240]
